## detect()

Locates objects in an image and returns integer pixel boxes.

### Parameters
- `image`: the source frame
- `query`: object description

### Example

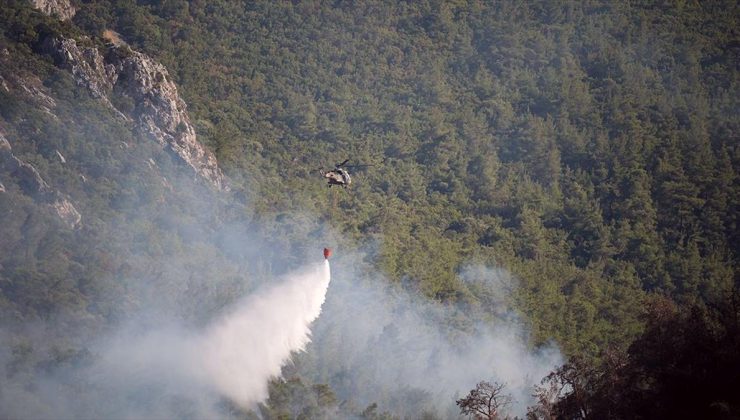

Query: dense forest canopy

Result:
[0,0,738,418]
[75,0,737,352]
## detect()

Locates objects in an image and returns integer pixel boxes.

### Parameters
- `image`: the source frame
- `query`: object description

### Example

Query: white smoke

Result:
[1,259,331,419]
[306,259,562,417]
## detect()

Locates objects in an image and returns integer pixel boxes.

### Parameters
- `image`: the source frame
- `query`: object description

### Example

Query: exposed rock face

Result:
[0,134,82,228]
[30,0,228,191]
[49,198,81,227]
[40,37,116,100]
[30,0,75,21]
[109,49,227,191]
[38,34,228,191]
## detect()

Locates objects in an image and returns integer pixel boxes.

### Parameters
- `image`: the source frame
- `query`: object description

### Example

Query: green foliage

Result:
[531,293,740,419]
[262,377,340,420]
[0,0,738,417]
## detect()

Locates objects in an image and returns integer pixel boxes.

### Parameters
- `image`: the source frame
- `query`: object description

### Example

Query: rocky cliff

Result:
[31,3,228,191]
[38,35,228,191]
[40,37,116,101]
[0,134,82,228]
[109,48,228,191]
[29,0,75,21]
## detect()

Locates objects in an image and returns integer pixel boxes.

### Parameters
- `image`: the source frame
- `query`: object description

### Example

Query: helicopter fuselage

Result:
[323,169,351,187]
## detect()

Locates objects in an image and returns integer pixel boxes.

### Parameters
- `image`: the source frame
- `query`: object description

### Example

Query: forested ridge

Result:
[0,0,738,418]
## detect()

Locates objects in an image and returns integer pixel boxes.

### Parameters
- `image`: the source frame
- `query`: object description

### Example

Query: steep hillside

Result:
[0,0,738,418]
[70,0,739,352]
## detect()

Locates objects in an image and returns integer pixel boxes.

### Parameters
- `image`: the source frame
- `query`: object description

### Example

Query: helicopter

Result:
[320,158,374,188]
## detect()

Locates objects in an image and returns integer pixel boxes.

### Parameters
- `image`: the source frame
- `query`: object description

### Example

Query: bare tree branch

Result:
[457,381,512,420]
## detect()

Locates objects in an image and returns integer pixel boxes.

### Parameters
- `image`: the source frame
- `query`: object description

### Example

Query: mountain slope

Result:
[0,0,738,418]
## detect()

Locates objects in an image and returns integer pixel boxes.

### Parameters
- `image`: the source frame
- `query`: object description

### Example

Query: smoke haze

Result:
[0,85,560,417]
[307,258,562,417]
[0,259,331,419]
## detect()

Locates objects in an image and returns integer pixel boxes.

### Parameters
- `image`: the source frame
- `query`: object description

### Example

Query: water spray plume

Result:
[76,255,333,417]
[200,257,331,406]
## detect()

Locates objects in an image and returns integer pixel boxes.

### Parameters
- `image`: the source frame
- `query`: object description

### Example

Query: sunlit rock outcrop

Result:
[29,0,76,20]
[108,49,228,191]
[37,34,228,191]
[39,37,117,101]
[30,0,227,191]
